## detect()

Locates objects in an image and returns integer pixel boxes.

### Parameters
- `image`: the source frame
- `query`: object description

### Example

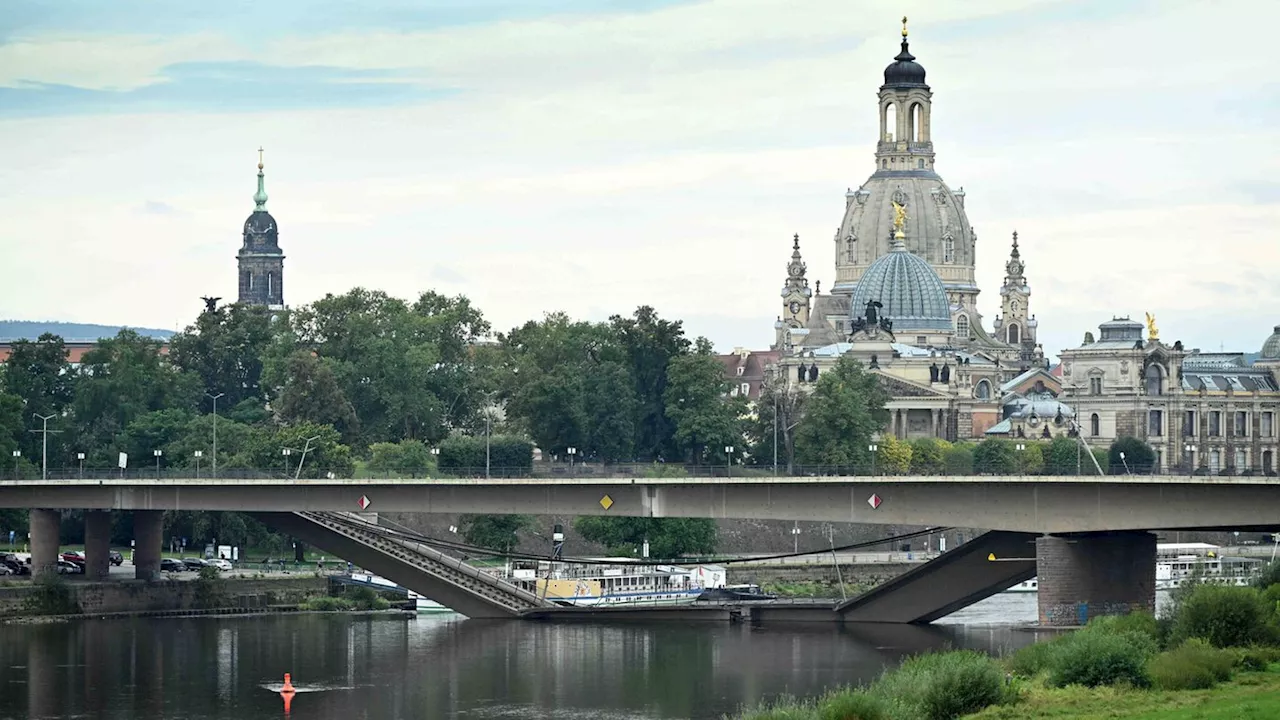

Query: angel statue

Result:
[891,201,907,231]
[1145,312,1159,342]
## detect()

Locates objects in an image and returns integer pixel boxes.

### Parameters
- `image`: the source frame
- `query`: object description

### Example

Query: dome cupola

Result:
[1261,325,1280,359]
[882,17,927,88]
[849,203,952,333]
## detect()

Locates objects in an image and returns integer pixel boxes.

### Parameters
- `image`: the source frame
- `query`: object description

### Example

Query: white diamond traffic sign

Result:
[867,494,882,509]
[357,495,372,510]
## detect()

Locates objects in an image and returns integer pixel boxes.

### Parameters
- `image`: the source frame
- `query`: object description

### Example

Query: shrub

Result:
[1235,646,1280,671]
[22,574,80,616]
[1148,639,1235,690]
[871,650,1004,720]
[973,439,1018,475]
[301,596,354,611]
[816,689,887,720]
[1046,630,1151,688]
[1169,584,1272,648]
[1084,612,1160,656]
[1254,559,1280,589]
[1008,640,1057,678]
[193,565,228,609]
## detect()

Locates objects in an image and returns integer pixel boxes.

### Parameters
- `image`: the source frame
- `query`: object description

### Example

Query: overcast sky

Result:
[2,0,1278,359]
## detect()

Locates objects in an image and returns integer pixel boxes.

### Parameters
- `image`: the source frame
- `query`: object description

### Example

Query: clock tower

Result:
[775,234,812,349]
[237,148,285,309]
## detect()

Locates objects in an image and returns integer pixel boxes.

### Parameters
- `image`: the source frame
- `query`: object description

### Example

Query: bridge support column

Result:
[84,510,112,580]
[29,509,61,578]
[1037,532,1156,627]
[133,510,163,581]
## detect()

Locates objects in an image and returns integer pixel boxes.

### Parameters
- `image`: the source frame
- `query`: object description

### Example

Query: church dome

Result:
[1262,326,1280,359]
[244,210,278,236]
[883,40,927,88]
[849,237,951,332]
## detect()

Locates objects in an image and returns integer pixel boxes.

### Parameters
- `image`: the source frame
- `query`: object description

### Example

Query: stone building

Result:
[237,149,286,310]
[1059,317,1280,475]
[761,21,1046,441]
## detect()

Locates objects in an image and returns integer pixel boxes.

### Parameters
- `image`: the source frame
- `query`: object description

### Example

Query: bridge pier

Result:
[84,510,112,580]
[29,509,61,577]
[1036,532,1156,627]
[133,510,162,581]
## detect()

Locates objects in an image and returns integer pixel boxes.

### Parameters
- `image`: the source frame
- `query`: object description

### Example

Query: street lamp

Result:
[792,521,801,554]
[724,445,735,476]
[153,449,163,479]
[869,444,879,476]
[1119,450,1132,476]
[567,447,577,472]
[205,392,225,478]
[76,452,85,479]
[1015,443,1026,475]
[193,450,203,479]
[1184,443,1194,477]
[430,446,440,477]
[294,436,321,480]
[31,413,59,481]
[281,448,292,478]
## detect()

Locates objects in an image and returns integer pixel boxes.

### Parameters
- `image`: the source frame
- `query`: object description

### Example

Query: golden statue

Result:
[902,16,909,38]
[1145,312,1159,342]
[892,201,907,232]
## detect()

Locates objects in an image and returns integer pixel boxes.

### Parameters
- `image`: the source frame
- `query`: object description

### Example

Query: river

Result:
[0,591,1148,720]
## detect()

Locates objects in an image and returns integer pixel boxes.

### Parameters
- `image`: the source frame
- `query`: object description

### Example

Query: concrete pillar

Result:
[84,510,112,580]
[1036,532,1156,627]
[133,510,163,581]
[29,509,61,578]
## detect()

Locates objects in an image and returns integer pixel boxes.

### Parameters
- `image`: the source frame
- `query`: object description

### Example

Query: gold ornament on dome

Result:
[891,201,907,238]
[1145,312,1159,342]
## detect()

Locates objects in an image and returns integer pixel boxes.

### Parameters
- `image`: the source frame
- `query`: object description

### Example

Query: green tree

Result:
[663,351,744,465]
[273,351,359,440]
[1016,442,1045,474]
[973,438,1018,475]
[168,302,275,411]
[1045,436,1085,475]
[908,438,950,475]
[609,306,691,461]
[574,516,717,559]
[745,380,806,472]
[877,435,912,474]
[234,422,354,478]
[1109,436,1156,475]
[944,443,975,474]
[436,435,533,477]
[367,439,436,477]
[459,514,532,553]
[793,357,889,470]
[2,334,74,461]
[0,392,21,470]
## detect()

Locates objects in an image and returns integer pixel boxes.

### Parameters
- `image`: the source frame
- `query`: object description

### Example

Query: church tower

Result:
[993,231,1039,361]
[774,234,812,350]
[237,148,285,309]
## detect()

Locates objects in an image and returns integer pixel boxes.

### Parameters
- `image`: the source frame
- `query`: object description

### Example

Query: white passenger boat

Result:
[1002,543,1263,594]
[498,559,728,607]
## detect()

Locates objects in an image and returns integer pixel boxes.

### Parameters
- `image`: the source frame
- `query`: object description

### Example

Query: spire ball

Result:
[257,146,265,171]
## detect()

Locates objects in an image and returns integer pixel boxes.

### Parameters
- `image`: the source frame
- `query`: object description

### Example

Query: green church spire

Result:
[253,146,268,210]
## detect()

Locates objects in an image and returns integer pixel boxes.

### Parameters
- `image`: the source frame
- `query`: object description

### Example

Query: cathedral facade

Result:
[767,22,1044,441]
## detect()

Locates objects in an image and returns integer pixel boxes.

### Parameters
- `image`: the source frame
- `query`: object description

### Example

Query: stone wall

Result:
[0,576,327,616]
[1036,531,1155,627]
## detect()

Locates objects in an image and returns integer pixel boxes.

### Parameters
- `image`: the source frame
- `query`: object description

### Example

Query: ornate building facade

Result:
[237,149,286,310]
[761,21,1046,441]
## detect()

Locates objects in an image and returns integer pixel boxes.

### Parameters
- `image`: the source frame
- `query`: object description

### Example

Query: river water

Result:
[0,593,1100,720]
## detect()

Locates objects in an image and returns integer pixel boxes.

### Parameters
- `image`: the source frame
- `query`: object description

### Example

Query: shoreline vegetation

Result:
[730,564,1280,720]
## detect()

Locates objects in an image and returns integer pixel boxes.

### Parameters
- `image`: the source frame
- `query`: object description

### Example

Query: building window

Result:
[1264,412,1275,438]
[740,383,751,396]
[1008,323,1020,344]
[1149,410,1163,437]
[943,234,954,263]
[1234,448,1248,472]
[1209,411,1221,437]
[1235,411,1248,437]
[1146,366,1163,395]
[1090,377,1103,395]
[1090,413,1100,437]
[846,236,856,263]
[1154,449,1163,472]
[917,336,927,345]
[1209,449,1221,473]
[975,380,991,400]
[736,366,745,376]
[956,315,970,338]
[1264,450,1274,475]
[1184,410,1196,437]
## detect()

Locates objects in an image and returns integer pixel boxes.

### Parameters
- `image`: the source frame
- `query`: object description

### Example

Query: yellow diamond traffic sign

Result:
[600,495,614,510]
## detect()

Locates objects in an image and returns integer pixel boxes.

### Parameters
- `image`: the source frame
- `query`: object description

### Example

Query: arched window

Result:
[247,272,254,290]
[956,314,970,339]
[1145,365,1164,395]
[884,103,897,142]
[845,235,856,263]
[917,159,924,169]
[267,271,274,296]
[909,103,923,142]
[1008,323,1021,344]
[975,380,991,400]
[1090,413,1100,437]
[943,233,954,263]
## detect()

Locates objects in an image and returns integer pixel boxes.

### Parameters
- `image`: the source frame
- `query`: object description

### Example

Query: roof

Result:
[849,239,952,332]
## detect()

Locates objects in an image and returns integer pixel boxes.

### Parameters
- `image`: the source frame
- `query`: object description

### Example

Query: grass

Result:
[966,668,1280,719]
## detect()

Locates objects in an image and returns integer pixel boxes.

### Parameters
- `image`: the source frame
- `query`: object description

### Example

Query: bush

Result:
[193,565,228,609]
[1085,612,1160,656]
[301,596,354,611]
[1108,436,1156,474]
[22,574,80,616]
[871,650,1004,720]
[943,444,974,474]
[344,585,391,611]
[1007,639,1057,678]
[1148,639,1235,690]
[1169,584,1273,648]
[437,435,533,477]
[973,439,1018,475]
[1046,630,1152,688]
[1254,559,1280,589]
[816,689,887,720]
[1235,646,1280,671]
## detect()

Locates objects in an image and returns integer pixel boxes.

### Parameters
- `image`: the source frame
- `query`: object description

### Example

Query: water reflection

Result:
[0,614,1042,720]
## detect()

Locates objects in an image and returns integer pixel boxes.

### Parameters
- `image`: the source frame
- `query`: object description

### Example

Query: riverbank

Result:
[969,670,1280,718]
[0,574,329,618]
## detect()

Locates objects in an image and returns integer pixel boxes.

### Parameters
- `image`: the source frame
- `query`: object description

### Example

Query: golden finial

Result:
[902,16,909,37]
[1145,312,1159,342]
[257,146,264,171]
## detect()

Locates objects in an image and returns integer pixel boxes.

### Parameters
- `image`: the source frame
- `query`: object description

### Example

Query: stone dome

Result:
[1262,326,1280,359]
[243,209,278,236]
[883,40,927,88]
[849,237,952,332]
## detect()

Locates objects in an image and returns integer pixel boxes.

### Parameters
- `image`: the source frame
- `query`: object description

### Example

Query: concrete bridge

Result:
[3,474,1277,625]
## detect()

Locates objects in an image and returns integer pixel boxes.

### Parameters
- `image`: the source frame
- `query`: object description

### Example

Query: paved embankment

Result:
[0,575,328,616]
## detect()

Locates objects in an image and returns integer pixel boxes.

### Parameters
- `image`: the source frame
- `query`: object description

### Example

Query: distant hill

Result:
[0,320,175,342]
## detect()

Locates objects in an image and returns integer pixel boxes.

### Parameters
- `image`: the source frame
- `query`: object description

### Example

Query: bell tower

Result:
[875,17,935,174]
[237,148,286,309]
[775,234,812,349]
[994,231,1036,351]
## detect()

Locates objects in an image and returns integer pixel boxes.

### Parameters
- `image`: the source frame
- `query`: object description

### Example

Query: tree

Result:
[0,392,21,470]
[574,516,717,559]
[2,334,74,461]
[973,439,1018,475]
[368,439,436,477]
[944,443,975,474]
[234,422,354,479]
[663,351,744,465]
[1017,442,1045,475]
[459,514,532,553]
[436,435,533,477]
[168,302,275,411]
[746,380,807,472]
[1109,436,1156,475]
[877,435,912,475]
[610,306,691,461]
[909,438,951,475]
[273,351,358,440]
[793,357,889,470]
[1045,436,1084,475]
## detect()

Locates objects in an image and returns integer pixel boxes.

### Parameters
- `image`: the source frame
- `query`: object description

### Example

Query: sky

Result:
[1,0,1278,360]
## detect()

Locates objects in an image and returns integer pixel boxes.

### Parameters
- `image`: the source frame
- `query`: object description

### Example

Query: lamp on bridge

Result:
[1184,444,1194,477]
[430,446,440,477]
[281,448,292,478]
[1118,451,1132,476]
[1015,443,1026,475]
[868,444,878,476]
[725,445,735,477]
[153,449,163,479]
[567,447,577,471]
[193,451,203,479]
[76,452,85,479]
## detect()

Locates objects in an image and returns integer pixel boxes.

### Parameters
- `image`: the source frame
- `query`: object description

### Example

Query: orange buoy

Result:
[281,673,295,694]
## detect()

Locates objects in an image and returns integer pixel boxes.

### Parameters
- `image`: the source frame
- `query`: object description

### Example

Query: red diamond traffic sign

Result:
[867,494,882,509]
[357,495,372,510]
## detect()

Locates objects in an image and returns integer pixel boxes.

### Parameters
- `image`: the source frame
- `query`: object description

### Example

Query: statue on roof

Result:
[864,299,883,326]
[1145,312,1159,342]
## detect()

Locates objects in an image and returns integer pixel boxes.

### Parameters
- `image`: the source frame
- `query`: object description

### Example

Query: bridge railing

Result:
[3,461,1263,481]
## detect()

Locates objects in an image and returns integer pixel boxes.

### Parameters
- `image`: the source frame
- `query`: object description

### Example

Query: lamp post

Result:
[76,452,85,479]
[567,447,577,473]
[281,448,293,478]
[205,392,225,478]
[430,446,440,477]
[1119,450,1132,476]
[792,521,801,554]
[9,450,18,479]
[868,443,879,476]
[294,436,321,480]
[724,445,734,477]
[193,450,203,479]
[1184,443,1194,477]
[30,413,60,481]
[1015,442,1026,475]
[153,449,163,479]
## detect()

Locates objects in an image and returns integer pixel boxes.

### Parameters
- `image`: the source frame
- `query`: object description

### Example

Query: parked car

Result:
[60,551,86,567]
[0,564,11,576]
[109,551,124,566]
[0,554,30,576]
[207,558,234,572]
[56,560,83,574]
[160,558,185,572]
[181,557,207,571]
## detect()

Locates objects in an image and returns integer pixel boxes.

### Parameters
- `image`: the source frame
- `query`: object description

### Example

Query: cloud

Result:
[140,200,177,215]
